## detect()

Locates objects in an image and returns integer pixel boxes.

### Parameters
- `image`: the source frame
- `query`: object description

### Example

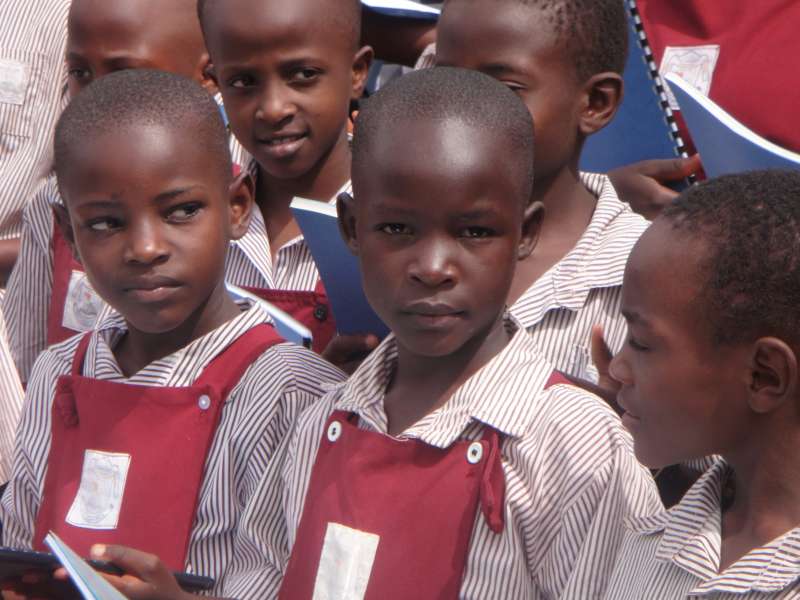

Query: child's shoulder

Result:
[27,331,89,393]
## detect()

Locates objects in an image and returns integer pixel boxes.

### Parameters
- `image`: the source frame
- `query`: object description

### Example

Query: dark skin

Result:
[0,239,20,286]
[202,0,372,261]
[435,1,623,302]
[361,8,436,67]
[610,220,800,571]
[340,118,541,434]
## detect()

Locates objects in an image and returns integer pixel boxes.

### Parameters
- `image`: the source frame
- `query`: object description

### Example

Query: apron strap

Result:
[478,427,506,534]
[545,370,572,389]
[69,332,94,376]
[313,278,327,297]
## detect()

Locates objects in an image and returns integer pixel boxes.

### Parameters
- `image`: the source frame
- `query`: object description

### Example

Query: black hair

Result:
[352,66,535,202]
[663,170,800,346]
[442,0,628,82]
[196,0,362,50]
[54,69,231,197]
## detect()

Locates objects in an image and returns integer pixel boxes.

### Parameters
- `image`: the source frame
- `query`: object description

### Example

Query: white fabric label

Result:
[312,523,380,600]
[63,271,104,332]
[66,450,131,530]
[0,59,29,105]
[660,45,721,110]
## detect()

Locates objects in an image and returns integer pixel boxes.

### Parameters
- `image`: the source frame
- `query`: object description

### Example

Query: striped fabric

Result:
[602,458,800,599]
[510,173,650,381]
[0,301,346,595]
[0,0,70,241]
[0,309,23,482]
[220,317,662,599]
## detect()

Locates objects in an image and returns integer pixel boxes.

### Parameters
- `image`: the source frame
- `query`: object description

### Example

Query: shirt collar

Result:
[333,315,556,448]
[626,458,800,594]
[509,173,649,328]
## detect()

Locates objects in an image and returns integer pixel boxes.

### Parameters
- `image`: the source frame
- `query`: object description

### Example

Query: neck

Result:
[719,427,800,570]
[507,162,596,303]
[115,282,241,377]
[384,314,511,436]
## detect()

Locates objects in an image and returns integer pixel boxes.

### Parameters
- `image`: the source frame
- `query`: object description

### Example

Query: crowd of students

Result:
[0,0,798,598]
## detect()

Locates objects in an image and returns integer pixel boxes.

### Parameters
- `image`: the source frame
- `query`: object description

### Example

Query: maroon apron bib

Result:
[33,323,283,569]
[244,279,335,354]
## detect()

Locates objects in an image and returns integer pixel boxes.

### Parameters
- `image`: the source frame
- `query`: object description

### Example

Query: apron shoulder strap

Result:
[313,278,327,297]
[545,370,572,389]
[194,323,285,399]
[69,332,94,376]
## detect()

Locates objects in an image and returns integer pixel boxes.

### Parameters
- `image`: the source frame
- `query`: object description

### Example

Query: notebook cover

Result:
[360,0,440,21]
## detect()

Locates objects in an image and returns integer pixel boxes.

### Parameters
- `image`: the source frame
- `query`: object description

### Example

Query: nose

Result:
[123,217,169,266]
[408,236,457,288]
[255,82,296,127]
[608,347,632,386]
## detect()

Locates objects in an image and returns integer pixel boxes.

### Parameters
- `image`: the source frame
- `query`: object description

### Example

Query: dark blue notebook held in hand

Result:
[665,73,800,178]
[580,0,684,173]
[291,199,390,339]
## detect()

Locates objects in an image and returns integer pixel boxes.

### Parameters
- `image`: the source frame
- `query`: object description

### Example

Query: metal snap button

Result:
[327,420,342,442]
[467,442,483,464]
[313,304,328,321]
[198,394,211,411]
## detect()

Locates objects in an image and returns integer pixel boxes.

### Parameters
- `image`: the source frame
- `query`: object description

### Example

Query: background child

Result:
[3,0,250,385]
[197,0,373,353]
[92,67,659,600]
[0,69,344,598]
[434,0,650,383]
[603,170,800,597]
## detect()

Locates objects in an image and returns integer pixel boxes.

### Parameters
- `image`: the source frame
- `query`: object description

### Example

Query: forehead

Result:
[354,117,525,210]
[203,0,354,57]
[437,0,569,72]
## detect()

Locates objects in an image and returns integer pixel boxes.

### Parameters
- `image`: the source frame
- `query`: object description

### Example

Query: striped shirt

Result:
[0,301,345,595]
[3,138,256,384]
[603,458,800,599]
[0,310,23,482]
[510,172,650,382]
[0,0,70,241]
[221,317,662,599]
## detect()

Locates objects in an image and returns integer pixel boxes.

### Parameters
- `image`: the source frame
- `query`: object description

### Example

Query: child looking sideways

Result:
[0,70,343,598]
[602,170,800,598]
[435,0,650,382]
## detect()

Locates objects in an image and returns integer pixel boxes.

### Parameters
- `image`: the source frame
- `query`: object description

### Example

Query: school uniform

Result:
[602,457,800,599]
[0,301,345,594]
[220,317,662,599]
[510,172,650,381]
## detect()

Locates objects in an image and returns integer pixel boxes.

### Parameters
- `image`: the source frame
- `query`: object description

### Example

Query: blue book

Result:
[665,73,800,178]
[580,0,683,173]
[360,0,439,21]
[226,283,314,348]
[291,199,390,339]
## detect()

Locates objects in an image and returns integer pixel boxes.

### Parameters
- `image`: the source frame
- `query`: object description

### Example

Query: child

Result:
[434,0,650,382]
[601,170,800,598]
[0,69,344,597]
[197,0,373,354]
[97,67,661,600]
[3,0,250,384]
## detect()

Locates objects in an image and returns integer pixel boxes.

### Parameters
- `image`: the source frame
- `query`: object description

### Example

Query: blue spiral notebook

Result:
[580,0,684,173]
[291,199,390,339]
[664,73,800,178]
[360,0,439,20]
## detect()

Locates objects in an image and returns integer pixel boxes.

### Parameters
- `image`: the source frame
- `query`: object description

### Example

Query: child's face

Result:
[436,1,583,180]
[66,0,207,96]
[60,124,248,336]
[609,221,751,469]
[347,119,535,359]
[203,0,368,182]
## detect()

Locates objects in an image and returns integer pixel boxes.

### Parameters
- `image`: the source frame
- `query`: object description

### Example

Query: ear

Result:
[227,171,255,240]
[350,46,374,101]
[196,53,218,95]
[336,191,360,256]
[518,201,544,260]
[578,72,624,136]
[52,203,82,264]
[747,337,798,414]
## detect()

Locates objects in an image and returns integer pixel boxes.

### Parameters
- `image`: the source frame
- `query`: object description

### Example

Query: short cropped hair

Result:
[352,66,535,202]
[54,69,231,196]
[196,0,362,50]
[663,170,800,346]
[443,0,628,82]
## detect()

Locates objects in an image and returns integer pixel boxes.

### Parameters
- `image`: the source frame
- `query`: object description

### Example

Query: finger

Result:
[322,333,379,362]
[590,325,613,374]
[91,545,177,593]
[636,156,699,182]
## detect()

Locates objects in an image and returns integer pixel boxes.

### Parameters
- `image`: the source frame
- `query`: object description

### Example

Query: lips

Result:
[257,131,308,160]
[123,276,182,303]
[616,392,642,429]
[402,301,464,328]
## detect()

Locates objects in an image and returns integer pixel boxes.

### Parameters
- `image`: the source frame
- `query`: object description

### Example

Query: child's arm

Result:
[3,179,60,384]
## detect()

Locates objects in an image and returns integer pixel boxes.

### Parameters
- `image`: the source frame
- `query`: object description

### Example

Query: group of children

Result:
[0,0,798,598]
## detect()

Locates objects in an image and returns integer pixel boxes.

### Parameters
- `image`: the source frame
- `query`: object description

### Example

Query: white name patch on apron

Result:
[0,59,28,106]
[660,45,721,110]
[313,522,380,600]
[66,450,131,530]
[63,271,104,332]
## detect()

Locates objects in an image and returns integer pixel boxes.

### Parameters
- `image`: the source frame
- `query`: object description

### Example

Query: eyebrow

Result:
[154,186,205,203]
[621,309,652,327]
